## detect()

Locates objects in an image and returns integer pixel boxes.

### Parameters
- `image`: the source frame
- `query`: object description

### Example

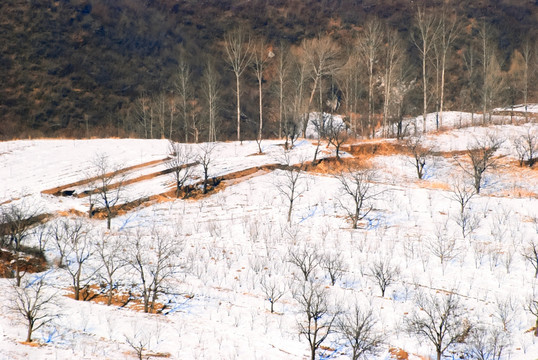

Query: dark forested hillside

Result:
[0,0,536,140]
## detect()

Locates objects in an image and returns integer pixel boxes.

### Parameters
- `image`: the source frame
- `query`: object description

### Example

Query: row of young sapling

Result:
[2,126,538,358]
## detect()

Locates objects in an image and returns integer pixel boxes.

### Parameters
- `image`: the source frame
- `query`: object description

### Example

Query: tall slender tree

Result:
[436,6,460,128]
[478,20,504,124]
[275,41,291,139]
[521,35,535,122]
[382,26,404,137]
[252,37,273,153]
[357,18,384,138]
[201,60,221,143]
[224,27,253,143]
[303,34,340,124]
[411,6,439,133]
[176,53,193,143]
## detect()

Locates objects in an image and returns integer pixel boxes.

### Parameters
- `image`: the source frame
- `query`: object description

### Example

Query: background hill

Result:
[0,0,536,139]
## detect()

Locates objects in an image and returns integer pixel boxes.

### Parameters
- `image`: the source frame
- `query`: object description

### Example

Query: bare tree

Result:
[448,178,480,239]
[428,222,459,274]
[275,41,291,139]
[369,258,400,297]
[274,153,307,222]
[522,237,538,278]
[357,18,384,138]
[454,206,481,241]
[288,246,321,282]
[32,223,49,254]
[10,274,57,343]
[435,6,460,128]
[405,135,433,179]
[0,201,41,286]
[521,35,534,122]
[175,51,193,143]
[166,141,195,198]
[87,153,126,229]
[260,273,286,313]
[338,50,360,136]
[513,128,537,167]
[126,227,179,313]
[134,93,151,139]
[411,6,439,133]
[525,295,538,337]
[251,37,273,153]
[465,326,509,360]
[335,168,378,229]
[321,251,346,286]
[478,20,504,124]
[382,26,404,137]
[337,303,383,360]
[54,218,96,301]
[197,142,216,195]
[293,281,336,360]
[325,115,349,160]
[493,295,518,332]
[406,290,468,360]
[289,48,309,139]
[152,91,168,140]
[224,27,253,143]
[303,35,341,115]
[95,231,126,306]
[201,60,221,143]
[456,134,504,194]
[448,177,476,215]
[462,42,478,125]
[283,111,301,151]
[125,327,154,360]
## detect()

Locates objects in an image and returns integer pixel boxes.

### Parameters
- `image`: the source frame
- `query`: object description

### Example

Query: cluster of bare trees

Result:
[286,244,383,360]
[47,217,183,312]
[0,200,187,342]
[127,6,535,144]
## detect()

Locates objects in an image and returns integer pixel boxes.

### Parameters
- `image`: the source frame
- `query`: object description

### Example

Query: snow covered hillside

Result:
[1,112,538,360]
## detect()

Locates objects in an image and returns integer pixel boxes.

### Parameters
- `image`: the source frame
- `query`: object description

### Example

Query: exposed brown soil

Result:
[305,157,372,175]
[19,341,41,347]
[344,141,407,158]
[41,157,172,197]
[63,284,181,315]
[389,347,409,360]
[88,162,284,216]
[0,247,48,278]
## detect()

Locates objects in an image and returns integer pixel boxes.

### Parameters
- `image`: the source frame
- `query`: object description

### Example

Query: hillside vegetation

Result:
[0,0,536,140]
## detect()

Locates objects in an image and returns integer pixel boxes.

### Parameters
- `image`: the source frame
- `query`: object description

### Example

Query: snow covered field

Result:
[1,111,538,360]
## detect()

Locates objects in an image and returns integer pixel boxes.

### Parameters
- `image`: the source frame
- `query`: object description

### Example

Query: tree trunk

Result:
[26,321,33,343]
[440,54,446,128]
[15,251,22,287]
[279,78,283,139]
[143,291,149,313]
[236,74,241,143]
[423,45,428,134]
[258,75,263,153]
[369,60,374,138]
[183,100,188,143]
[74,269,81,301]
[107,286,113,306]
